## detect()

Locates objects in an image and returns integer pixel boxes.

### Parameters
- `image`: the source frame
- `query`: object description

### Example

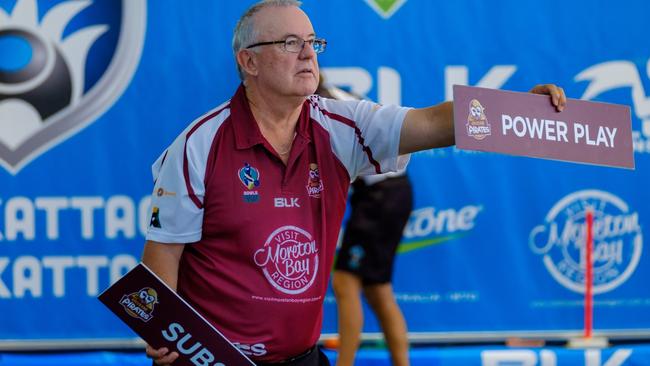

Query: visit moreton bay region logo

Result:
[239,162,260,203]
[466,99,491,140]
[120,287,158,322]
[529,190,643,294]
[254,226,319,295]
[306,163,323,198]
[0,0,146,174]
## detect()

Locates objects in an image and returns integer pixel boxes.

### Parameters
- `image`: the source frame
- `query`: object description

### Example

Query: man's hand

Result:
[529,84,567,112]
[146,344,179,365]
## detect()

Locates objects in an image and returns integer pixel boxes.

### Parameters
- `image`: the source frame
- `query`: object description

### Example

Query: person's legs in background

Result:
[332,270,364,366]
[333,175,413,365]
[364,282,410,366]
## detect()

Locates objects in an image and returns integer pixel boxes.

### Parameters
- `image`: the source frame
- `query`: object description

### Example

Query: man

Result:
[143,1,566,365]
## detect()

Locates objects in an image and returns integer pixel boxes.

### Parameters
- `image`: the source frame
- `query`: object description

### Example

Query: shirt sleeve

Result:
[312,97,411,180]
[145,131,206,244]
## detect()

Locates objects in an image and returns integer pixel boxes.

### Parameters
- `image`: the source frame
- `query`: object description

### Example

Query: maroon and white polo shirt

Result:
[146,84,409,362]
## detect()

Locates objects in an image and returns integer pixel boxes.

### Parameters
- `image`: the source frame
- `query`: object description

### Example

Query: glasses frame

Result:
[245,36,327,54]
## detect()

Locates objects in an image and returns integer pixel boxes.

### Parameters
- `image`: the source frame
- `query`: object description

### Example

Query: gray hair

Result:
[232,0,303,80]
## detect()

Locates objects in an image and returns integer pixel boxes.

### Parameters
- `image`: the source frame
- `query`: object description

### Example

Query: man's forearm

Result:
[399,101,455,155]
[141,240,184,291]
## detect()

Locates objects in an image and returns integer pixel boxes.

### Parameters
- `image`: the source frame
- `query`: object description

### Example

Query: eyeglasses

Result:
[246,36,327,54]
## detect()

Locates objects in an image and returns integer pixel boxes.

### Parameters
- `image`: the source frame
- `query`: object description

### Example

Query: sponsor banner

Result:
[453,85,634,168]
[477,347,639,366]
[2,0,650,345]
[99,263,254,365]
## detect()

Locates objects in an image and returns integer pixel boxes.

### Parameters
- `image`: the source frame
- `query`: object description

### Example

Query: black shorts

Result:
[334,175,413,285]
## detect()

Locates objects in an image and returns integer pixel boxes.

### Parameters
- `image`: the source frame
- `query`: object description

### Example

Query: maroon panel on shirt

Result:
[98,263,255,366]
[182,104,231,209]
[453,85,634,169]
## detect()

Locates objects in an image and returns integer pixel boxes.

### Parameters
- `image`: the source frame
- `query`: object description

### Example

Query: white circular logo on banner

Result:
[254,226,319,295]
[529,190,642,294]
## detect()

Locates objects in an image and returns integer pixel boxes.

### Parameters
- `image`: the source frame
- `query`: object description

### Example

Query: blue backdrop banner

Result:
[0,0,648,345]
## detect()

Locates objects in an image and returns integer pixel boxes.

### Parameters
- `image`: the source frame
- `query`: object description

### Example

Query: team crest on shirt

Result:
[254,226,319,295]
[306,163,323,198]
[119,287,158,322]
[238,162,260,203]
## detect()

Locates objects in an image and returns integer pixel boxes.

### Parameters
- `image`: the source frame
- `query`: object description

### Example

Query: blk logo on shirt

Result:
[274,197,300,208]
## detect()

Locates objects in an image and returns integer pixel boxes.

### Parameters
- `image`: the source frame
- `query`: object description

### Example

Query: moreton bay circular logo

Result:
[529,190,642,294]
[254,226,319,295]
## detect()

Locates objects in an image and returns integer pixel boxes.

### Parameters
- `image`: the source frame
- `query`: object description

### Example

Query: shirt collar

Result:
[231,84,265,149]
[230,84,312,150]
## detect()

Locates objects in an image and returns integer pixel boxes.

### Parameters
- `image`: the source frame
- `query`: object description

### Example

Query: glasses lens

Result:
[284,36,301,52]
[313,39,326,54]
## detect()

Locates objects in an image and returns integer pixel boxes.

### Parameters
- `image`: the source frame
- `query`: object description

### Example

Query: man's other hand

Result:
[146,344,179,365]
[529,84,567,112]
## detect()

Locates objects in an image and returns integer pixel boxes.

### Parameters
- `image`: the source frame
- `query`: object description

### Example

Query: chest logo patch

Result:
[306,163,324,198]
[254,226,319,294]
[239,163,260,189]
[239,162,260,203]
